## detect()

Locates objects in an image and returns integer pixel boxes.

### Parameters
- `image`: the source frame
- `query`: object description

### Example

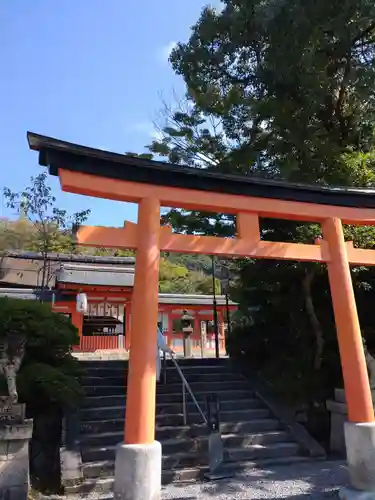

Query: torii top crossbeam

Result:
[28,131,375,218]
[28,131,375,491]
[27,131,375,266]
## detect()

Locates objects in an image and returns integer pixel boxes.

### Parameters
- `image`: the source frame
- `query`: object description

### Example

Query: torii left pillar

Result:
[114,197,162,500]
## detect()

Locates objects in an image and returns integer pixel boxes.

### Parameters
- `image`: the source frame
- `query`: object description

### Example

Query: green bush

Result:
[0,298,83,411]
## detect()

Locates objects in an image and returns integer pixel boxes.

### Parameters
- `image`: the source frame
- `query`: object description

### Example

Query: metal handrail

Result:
[162,351,207,426]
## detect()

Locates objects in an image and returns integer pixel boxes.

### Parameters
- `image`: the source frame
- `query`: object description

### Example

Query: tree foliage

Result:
[149,0,375,230]
[3,173,91,288]
[0,217,220,295]
[167,0,375,179]
[159,256,221,294]
[0,298,83,411]
[1,171,227,294]
[143,0,375,438]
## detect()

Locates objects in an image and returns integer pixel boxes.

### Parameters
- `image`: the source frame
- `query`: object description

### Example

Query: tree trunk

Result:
[302,267,325,370]
[41,252,48,291]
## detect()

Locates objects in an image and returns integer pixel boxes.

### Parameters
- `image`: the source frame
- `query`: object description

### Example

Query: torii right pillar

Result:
[323,218,375,499]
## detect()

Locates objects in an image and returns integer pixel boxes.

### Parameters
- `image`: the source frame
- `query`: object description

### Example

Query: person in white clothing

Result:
[156,328,173,382]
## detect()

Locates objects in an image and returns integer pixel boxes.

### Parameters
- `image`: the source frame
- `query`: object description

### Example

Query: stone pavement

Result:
[162,460,348,500]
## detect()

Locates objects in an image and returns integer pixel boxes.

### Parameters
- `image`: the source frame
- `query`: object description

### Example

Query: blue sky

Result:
[0,0,220,226]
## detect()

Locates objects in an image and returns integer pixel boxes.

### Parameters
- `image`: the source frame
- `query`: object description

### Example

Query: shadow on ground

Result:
[162,460,349,499]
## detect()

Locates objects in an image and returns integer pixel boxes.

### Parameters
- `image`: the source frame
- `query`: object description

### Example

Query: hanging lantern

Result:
[76,292,88,313]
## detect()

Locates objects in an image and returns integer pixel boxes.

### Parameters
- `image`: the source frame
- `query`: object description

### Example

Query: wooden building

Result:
[0,251,237,355]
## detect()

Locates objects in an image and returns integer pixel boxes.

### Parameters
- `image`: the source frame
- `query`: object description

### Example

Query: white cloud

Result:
[157,41,177,63]
[128,121,162,141]
[131,122,153,134]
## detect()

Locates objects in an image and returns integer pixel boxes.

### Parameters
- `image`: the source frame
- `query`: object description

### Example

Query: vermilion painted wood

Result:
[37,146,375,439]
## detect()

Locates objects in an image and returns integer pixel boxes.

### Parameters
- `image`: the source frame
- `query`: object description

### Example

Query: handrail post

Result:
[182,381,187,425]
[163,351,167,385]
[170,354,207,425]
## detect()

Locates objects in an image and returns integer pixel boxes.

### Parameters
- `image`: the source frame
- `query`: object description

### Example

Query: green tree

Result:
[158,257,221,294]
[3,173,91,289]
[166,0,375,181]
[143,0,375,436]
[0,297,84,491]
[0,218,36,252]
[159,258,192,293]
[0,298,82,410]
[150,0,375,222]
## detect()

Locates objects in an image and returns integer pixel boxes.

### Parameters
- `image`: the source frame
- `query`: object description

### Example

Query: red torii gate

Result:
[28,131,375,500]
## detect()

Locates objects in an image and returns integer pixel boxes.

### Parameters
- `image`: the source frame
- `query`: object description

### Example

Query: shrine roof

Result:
[0,288,68,302]
[28,131,375,208]
[0,287,238,307]
[57,263,134,287]
[158,293,237,306]
[5,250,135,266]
[0,252,135,289]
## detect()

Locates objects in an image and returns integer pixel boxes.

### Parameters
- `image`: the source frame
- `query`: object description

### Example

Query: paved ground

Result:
[162,460,348,500]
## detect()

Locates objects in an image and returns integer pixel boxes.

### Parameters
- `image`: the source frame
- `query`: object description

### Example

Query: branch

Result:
[351,22,375,46]
[335,52,352,142]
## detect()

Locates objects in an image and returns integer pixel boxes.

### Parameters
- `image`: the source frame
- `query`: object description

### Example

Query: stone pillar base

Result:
[339,487,375,500]
[344,422,375,493]
[113,440,162,500]
[0,419,33,500]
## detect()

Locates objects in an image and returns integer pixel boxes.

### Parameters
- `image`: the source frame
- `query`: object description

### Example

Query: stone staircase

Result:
[66,357,322,495]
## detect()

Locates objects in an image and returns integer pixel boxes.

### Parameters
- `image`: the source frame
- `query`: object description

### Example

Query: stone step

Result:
[166,358,231,367]
[81,430,290,456]
[82,398,262,417]
[82,364,234,378]
[66,455,315,495]
[82,377,250,396]
[82,388,255,408]
[164,430,291,454]
[81,440,299,466]
[83,382,252,397]
[157,379,251,393]
[80,358,229,370]
[167,441,300,468]
[82,371,242,384]
[80,407,270,425]
[80,418,281,438]
[164,372,243,383]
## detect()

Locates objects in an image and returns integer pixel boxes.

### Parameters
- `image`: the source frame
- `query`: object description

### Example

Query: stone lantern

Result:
[181,309,194,357]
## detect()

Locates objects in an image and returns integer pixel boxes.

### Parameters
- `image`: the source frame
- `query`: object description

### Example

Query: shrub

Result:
[0,297,83,411]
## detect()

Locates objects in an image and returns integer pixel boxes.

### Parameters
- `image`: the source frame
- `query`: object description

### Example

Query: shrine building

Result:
[0,251,237,355]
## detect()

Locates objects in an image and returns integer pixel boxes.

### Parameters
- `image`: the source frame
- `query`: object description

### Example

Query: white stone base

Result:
[345,422,375,491]
[113,440,162,500]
